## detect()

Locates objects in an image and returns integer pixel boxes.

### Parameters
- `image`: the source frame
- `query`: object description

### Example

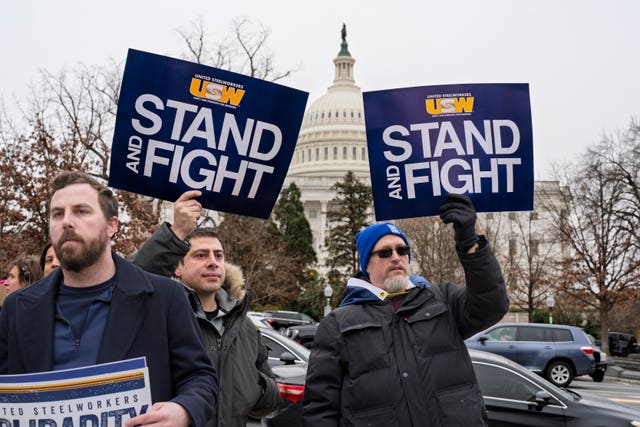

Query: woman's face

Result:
[43,246,60,276]
[5,265,24,294]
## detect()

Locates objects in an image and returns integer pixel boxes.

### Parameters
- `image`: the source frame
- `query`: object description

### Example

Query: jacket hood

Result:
[223,262,245,301]
[340,273,430,307]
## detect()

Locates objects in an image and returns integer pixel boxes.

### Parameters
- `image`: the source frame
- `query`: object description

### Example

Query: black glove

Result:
[439,193,479,252]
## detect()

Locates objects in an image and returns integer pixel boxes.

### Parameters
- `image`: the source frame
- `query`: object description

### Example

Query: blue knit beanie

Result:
[356,222,410,277]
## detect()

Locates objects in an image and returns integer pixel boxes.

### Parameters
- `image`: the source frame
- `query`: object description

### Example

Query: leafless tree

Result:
[176,16,297,81]
[0,61,159,263]
[396,216,464,284]
[590,118,640,250]
[216,214,301,307]
[543,141,640,354]
[499,209,563,321]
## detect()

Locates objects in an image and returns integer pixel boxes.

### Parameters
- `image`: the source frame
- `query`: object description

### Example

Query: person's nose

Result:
[205,253,220,267]
[390,250,402,262]
[60,211,75,229]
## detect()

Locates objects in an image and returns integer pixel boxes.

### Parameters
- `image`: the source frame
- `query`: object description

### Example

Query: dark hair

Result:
[50,171,118,219]
[185,228,222,242]
[39,242,52,270]
[11,257,43,286]
[178,228,224,266]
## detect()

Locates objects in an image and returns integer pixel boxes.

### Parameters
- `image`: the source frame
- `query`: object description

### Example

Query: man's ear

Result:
[174,264,182,278]
[107,216,119,239]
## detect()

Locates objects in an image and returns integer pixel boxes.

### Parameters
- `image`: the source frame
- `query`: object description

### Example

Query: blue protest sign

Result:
[363,83,533,220]
[109,49,308,219]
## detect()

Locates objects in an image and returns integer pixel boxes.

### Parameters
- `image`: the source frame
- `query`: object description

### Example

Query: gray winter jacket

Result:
[131,223,279,427]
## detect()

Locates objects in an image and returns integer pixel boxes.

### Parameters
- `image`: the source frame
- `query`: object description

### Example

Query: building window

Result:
[508,212,516,220]
[308,210,317,219]
[333,147,338,160]
[343,146,347,159]
[530,212,539,220]
[509,239,517,256]
[352,147,356,159]
[531,240,540,257]
[301,150,304,162]
[486,212,494,220]
[362,147,366,160]
[324,147,328,160]
[316,148,319,161]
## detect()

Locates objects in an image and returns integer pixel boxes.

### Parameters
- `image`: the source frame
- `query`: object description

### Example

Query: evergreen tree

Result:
[273,182,316,266]
[325,171,373,275]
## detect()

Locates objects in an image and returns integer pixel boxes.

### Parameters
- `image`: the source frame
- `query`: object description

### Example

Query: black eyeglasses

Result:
[371,245,411,259]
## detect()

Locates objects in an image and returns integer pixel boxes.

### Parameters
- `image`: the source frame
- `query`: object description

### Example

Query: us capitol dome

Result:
[283,25,371,267]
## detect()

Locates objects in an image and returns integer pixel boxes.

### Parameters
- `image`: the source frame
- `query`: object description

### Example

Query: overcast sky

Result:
[2,0,638,180]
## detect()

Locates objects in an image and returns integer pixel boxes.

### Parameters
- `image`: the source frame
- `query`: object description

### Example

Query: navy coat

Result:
[0,253,218,427]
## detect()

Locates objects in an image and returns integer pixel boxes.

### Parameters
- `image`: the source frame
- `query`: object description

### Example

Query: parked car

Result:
[465,322,595,387]
[263,310,316,332]
[247,310,275,329]
[609,332,639,357]
[262,362,306,427]
[285,323,319,349]
[259,345,640,427]
[258,328,309,427]
[471,349,640,426]
[586,333,608,382]
[260,327,310,367]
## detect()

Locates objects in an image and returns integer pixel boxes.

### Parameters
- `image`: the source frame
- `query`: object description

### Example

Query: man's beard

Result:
[54,230,109,272]
[384,274,410,293]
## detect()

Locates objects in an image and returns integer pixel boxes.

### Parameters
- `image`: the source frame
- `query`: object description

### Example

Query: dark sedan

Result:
[259,328,308,427]
[258,340,640,426]
[285,323,318,349]
[471,349,640,426]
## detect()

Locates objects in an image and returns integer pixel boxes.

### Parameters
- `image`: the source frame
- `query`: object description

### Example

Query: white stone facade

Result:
[283,32,371,268]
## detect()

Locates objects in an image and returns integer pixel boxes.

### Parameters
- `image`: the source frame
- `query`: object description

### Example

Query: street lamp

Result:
[546,294,555,324]
[324,284,334,317]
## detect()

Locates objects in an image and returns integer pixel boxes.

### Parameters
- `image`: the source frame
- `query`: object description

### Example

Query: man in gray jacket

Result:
[303,194,509,427]
[132,191,279,427]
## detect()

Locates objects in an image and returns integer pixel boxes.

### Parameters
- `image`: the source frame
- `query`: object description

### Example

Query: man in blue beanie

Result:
[303,194,509,427]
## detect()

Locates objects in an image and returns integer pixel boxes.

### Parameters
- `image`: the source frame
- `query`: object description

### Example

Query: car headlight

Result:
[629,421,640,426]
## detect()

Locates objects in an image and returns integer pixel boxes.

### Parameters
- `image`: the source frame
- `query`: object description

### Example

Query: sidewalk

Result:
[605,356,640,382]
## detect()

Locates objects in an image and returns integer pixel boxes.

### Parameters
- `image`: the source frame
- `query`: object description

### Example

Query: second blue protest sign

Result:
[363,83,534,220]
[109,49,308,219]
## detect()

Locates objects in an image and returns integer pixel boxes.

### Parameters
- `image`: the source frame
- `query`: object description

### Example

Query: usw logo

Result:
[190,78,246,106]
[425,97,474,115]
